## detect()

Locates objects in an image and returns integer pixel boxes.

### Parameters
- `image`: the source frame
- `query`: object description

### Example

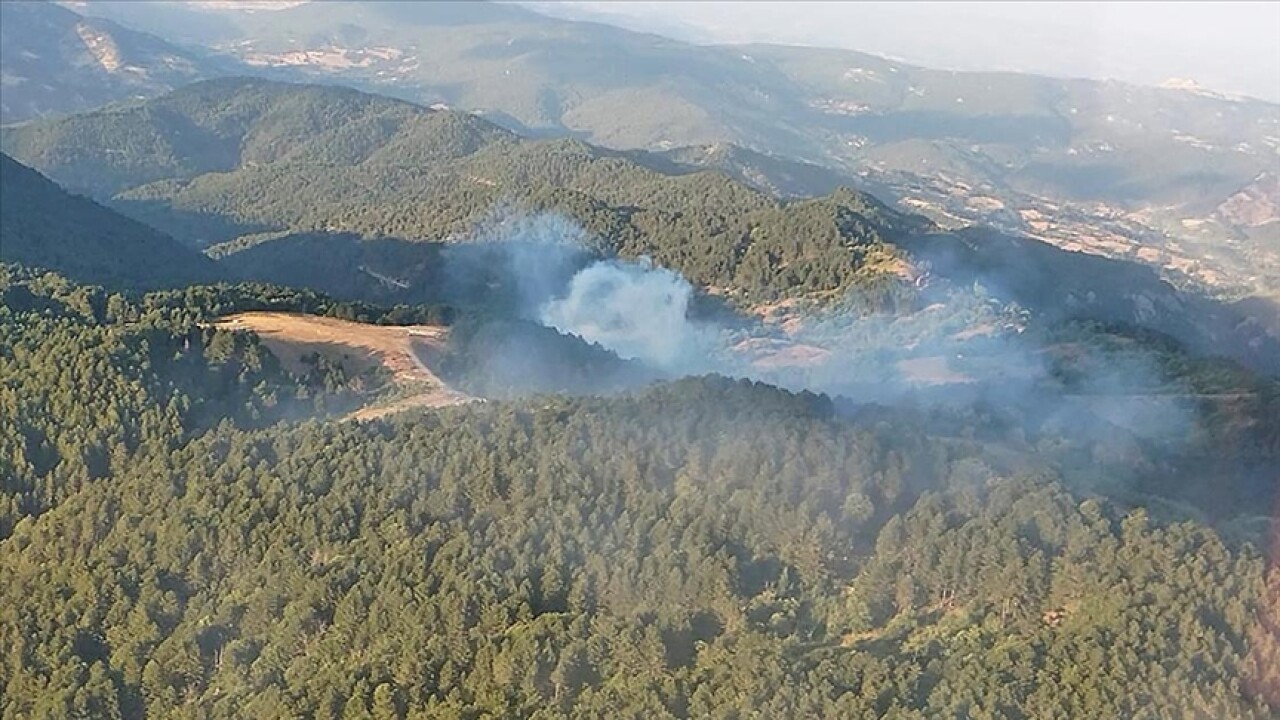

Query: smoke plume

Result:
[459,211,1214,456]
[539,257,704,370]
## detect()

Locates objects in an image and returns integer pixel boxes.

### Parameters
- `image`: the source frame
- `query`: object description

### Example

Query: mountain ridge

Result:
[0,0,232,124]
[39,0,1276,300]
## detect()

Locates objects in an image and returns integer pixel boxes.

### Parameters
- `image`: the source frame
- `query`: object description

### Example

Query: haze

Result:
[526,1,1280,103]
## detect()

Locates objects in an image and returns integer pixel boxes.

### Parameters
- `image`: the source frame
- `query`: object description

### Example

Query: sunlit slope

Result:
[215,311,471,419]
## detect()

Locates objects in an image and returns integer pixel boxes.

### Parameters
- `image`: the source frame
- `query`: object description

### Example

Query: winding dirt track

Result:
[214,312,472,420]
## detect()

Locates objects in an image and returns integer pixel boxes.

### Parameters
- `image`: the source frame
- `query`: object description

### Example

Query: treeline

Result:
[142,283,456,328]
[1,266,455,328]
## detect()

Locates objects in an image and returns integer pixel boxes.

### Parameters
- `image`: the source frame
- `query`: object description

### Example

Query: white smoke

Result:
[447,209,1237,527]
[474,213,1199,443]
[539,257,703,370]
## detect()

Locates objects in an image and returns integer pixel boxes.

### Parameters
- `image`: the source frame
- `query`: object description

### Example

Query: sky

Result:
[524,1,1280,103]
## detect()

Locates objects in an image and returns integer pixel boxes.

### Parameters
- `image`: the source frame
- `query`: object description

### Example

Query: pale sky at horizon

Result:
[524,1,1280,103]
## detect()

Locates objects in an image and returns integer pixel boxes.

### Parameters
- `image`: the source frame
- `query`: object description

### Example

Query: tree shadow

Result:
[112,198,279,248]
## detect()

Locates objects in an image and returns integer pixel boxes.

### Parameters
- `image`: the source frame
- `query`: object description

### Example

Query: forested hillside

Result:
[0,78,926,305]
[0,154,218,289]
[0,78,512,199]
[1,270,1277,719]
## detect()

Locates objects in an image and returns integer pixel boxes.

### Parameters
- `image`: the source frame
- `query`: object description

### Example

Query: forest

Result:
[6,79,1274,376]
[1,267,1277,719]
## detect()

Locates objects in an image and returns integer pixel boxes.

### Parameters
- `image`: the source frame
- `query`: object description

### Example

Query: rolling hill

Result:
[70,0,1278,209]
[4,78,1276,374]
[66,5,1280,208]
[0,78,924,302]
[12,0,1276,297]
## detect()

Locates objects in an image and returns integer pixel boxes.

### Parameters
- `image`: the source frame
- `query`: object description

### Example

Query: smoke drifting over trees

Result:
[477,212,1182,403]
[3,266,1276,719]
[438,211,1279,528]
[541,258,702,370]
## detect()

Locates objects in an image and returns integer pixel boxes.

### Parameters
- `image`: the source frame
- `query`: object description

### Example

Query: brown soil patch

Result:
[215,312,472,419]
[734,338,833,369]
[896,356,975,385]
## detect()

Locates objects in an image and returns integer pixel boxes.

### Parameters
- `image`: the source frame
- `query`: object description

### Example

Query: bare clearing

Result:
[215,312,472,419]
[896,356,975,385]
[733,337,833,369]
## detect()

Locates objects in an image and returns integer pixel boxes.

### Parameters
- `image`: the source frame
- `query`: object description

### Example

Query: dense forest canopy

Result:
[1,264,1277,719]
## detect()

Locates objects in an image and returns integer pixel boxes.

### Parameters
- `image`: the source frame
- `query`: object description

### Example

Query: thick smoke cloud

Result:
[540,258,704,370]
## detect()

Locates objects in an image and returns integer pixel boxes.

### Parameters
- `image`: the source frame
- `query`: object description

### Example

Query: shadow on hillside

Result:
[215,230,760,326]
[112,198,279,248]
[214,231,584,313]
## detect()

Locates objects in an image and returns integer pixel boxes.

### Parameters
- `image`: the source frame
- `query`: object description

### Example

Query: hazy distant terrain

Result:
[528,2,1280,104]
[0,1,230,122]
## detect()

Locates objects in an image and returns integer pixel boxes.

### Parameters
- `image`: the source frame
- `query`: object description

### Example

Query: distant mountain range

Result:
[0,1,231,123]
[64,0,1277,209]
[0,0,1268,301]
